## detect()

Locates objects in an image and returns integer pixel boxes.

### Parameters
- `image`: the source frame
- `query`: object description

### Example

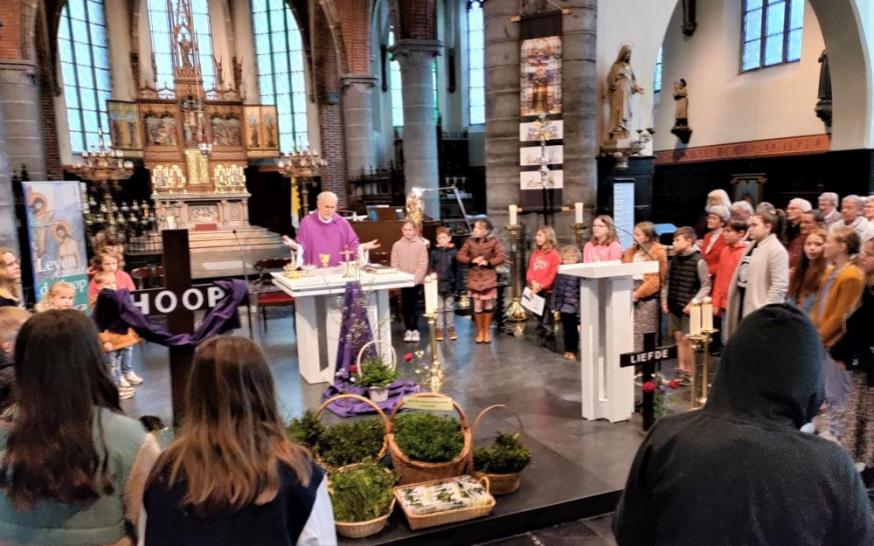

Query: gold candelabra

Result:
[72,130,135,236]
[277,148,328,216]
[504,223,527,325]
[686,297,718,409]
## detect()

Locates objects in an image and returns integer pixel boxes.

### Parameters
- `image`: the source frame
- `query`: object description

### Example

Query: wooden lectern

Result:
[558,260,659,422]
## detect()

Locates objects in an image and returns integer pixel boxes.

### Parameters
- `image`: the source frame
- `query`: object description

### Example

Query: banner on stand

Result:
[22,182,90,310]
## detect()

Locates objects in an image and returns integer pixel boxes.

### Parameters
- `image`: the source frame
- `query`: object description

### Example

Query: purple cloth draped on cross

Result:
[322,281,419,417]
[92,279,248,346]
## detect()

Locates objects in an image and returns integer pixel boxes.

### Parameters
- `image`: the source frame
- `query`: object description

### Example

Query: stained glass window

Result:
[742,0,804,72]
[654,47,663,94]
[148,0,215,92]
[58,0,111,153]
[468,0,485,125]
[252,0,309,151]
[389,30,404,127]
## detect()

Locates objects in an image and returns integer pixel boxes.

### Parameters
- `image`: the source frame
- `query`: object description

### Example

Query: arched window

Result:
[58,0,111,154]
[467,0,485,125]
[388,29,404,127]
[741,0,804,72]
[653,47,663,94]
[252,0,309,151]
[148,0,215,92]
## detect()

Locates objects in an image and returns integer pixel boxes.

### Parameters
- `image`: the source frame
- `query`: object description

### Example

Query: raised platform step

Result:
[339,430,621,546]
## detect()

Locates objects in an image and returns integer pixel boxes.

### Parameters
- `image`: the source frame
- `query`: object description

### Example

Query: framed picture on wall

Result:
[107,101,142,150]
[731,173,767,206]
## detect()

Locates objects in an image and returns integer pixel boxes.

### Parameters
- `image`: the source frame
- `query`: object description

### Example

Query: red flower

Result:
[349,365,358,374]
[642,381,656,393]
[668,379,680,389]
[404,352,414,362]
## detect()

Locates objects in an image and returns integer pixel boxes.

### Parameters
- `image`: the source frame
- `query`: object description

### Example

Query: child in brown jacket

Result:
[457,218,507,343]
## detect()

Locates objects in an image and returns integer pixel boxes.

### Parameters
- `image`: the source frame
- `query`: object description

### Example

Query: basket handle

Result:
[477,475,490,493]
[471,404,524,440]
[312,394,391,470]
[386,392,469,433]
[355,340,398,380]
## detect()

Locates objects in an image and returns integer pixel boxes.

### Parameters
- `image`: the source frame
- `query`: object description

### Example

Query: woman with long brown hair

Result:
[144,336,335,545]
[621,222,667,351]
[0,249,22,308]
[0,310,160,546]
[787,228,828,315]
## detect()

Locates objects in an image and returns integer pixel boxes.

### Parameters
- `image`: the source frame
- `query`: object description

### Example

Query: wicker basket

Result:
[469,404,527,495]
[394,475,495,530]
[335,498,396,538]
[386,393,472,485]
[329,463,396,539]
[314,394,390,471]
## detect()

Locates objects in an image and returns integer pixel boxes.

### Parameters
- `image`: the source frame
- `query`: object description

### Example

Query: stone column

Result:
[232,0,260,103]
[0,89,18,255]
[394,39,441,219]
[340,74,377,178]
[483,1,597,237]
[105,0,135,100]
[0,60,46,180]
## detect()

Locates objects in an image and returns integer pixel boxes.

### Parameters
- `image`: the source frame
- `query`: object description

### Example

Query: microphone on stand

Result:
[232,229,255,340]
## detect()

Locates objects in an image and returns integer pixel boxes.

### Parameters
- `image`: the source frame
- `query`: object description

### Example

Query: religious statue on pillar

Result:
[606,44,644,143]
[670,79,692,144]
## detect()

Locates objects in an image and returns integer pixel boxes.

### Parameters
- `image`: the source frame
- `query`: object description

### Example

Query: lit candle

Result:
[689,299,701,336]
[575,202,584,224]
[702,297,713,331]
[509,204,518,226]
[424,274,438,314]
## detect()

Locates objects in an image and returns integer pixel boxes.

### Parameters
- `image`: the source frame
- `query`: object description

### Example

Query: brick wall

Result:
[36,15,62,180]
[0,1,25,60]
[314,3,348,204]
[399,0,436,40]
[335,0,371,74]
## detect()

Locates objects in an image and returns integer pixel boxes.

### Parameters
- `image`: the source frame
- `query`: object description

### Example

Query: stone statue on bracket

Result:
[606,44,644,143]
[815,49,832,128]
[670,79,692,144]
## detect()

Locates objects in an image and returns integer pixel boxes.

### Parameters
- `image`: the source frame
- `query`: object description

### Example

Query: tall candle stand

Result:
[687,328,718,409]
[504,223,527,323]
[424,313,444,393]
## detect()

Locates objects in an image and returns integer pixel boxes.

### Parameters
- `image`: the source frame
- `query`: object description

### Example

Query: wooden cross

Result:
[620,332,678,431]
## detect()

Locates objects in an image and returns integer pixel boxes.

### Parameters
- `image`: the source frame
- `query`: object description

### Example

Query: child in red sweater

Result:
[712,219,749,317]
[527,226,561,347]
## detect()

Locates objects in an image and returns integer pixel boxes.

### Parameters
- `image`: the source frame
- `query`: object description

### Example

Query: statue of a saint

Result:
[673,79,689,127]
[178,34,194,68]
[606,44,644,141]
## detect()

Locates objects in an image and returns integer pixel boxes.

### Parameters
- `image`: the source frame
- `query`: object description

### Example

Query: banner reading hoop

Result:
[130,284,227,316]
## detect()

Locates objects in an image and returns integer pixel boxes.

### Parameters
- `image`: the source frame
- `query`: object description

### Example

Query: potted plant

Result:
[331,462,397,539]
[358,356,400,402]
[471,432,531,494]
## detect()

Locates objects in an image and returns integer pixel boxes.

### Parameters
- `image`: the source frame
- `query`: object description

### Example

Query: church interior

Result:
[0,0,873,544]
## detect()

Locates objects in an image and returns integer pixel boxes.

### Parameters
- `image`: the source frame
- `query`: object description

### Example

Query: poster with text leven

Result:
[22,182,90,311]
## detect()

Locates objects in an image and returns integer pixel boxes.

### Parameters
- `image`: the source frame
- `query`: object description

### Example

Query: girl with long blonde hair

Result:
[144,336,335,545]
[0,249,21,307]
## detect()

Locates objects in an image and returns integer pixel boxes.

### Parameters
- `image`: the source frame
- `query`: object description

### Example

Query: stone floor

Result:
[120,308,704,543]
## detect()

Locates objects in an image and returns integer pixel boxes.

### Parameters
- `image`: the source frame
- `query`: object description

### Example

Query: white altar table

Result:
[272,268,414,384]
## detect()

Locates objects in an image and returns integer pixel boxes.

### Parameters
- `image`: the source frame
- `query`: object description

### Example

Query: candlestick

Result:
[509,204,518,226]
[574,202,584,225]
[504,224,527,325]
[702,297,714,331]
[689,299,701,336]
[424,273,438,314]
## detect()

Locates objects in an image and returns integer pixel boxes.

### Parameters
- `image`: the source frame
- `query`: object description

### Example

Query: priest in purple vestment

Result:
[283,191,380,266]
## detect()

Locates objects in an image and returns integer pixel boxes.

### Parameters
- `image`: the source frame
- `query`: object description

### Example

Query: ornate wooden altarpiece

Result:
[110,0,279,232]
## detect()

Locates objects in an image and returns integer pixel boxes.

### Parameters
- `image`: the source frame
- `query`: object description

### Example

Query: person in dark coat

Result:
[613,304,874,546]
[429,227,462,341]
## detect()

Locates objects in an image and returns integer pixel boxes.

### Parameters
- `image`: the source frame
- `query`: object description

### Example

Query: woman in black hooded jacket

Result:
[614,304,874,546]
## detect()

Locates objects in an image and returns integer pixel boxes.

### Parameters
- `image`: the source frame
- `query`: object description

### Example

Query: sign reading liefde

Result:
[620,345,678,368]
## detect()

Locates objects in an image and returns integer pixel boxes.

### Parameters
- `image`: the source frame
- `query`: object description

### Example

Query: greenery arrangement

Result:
[331,463,397,522]
[287,412,385,468]
[318,419,386,468]
[473,432,531,474]
[358,357,400,388]
[394,412,464,463]
[286,410,324,449]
